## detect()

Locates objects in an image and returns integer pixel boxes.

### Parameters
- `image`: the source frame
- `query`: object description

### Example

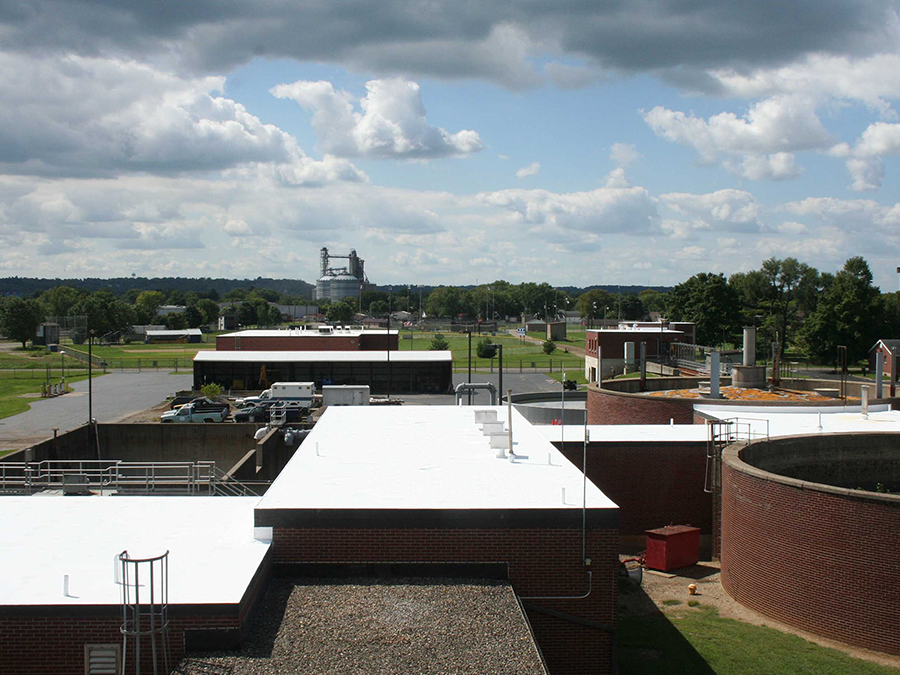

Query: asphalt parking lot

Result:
[0,370,571,451]
[0,371,193,450]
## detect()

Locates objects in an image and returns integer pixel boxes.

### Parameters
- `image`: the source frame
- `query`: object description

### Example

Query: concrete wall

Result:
[98,424,259,467]
[510,392,586,426]
[721,438,900,655]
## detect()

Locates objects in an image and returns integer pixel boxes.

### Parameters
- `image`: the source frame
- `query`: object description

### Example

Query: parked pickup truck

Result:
[160,402,228,423]
[236,382,314,408]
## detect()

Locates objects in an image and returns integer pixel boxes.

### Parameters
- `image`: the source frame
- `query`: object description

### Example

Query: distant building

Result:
[584,321,694,382]
[315,247,375,302]
[145,328,202,344]
[216,327,398,352]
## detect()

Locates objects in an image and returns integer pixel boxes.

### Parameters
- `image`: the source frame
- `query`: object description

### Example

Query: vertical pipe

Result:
[710,351,720,399]
[498,345,503,401]
[467,331,472,405]
[506,389,513,458]
[743,326,756,367]
[876,351,884,398]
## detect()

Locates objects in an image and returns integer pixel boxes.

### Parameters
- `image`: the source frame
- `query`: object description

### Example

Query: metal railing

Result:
[0,460,259,496]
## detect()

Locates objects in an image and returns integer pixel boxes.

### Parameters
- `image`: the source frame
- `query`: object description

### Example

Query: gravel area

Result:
[175,578,547,675]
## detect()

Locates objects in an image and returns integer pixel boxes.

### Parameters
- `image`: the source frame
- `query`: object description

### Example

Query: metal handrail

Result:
[0,459,261,496]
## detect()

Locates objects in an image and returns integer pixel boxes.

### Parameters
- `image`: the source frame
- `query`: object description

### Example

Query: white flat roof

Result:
[195,350,451,363]
[0,496,269,606]
[222,329,396,338]
[256,406,617,511]
[146,328,202,336]
[538,424,710,444]
[694,403,900,438]
[586,328,684,334]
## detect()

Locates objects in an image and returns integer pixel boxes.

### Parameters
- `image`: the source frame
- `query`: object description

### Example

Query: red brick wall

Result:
[721,461,900,655]
[556,442,711,535]
[272,527,618,675]
[0,613,241,675]
[0,553,271,674]
[216,334,398,351]
[587,387,695,425]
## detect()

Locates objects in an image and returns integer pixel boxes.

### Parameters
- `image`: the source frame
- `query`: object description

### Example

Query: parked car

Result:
[160,402,228,423]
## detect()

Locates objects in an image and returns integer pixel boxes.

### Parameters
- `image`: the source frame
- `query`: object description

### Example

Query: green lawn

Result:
[0,371,99,420]
[400,330,584,371]
[618,604,897,675]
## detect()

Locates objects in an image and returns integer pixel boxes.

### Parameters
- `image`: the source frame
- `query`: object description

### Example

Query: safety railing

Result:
[0,459,259,496]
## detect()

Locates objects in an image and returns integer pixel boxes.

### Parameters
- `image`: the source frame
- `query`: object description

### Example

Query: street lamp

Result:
[59,350,66,391]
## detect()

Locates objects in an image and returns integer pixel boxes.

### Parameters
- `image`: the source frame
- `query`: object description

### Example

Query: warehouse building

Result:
[193,350,453,394]
[216,326,397,352]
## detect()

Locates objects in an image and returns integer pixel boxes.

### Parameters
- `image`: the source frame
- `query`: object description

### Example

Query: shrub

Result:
[200,382,224,398]
[429,334,450,350]
[543,340,556,355]
[476,336,497,359]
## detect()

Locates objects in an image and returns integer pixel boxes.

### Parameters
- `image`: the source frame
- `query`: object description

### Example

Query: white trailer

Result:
[237,382,315,408]
[322,385,370,407]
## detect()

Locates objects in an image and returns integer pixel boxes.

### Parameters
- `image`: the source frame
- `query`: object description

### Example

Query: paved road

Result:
[0,372,193,450]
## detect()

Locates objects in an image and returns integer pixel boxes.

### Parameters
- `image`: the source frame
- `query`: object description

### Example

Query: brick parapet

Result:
[587,386,695,425]
[271,526,618,675]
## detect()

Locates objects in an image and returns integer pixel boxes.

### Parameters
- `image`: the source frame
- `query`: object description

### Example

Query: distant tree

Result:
[667,273,740,346]
[516,282,557,318]
[183,306,204,329]
[238,301,258,327]
[639,289,667,314]
[196,298,219,326]
[543,340,557,355]
[249,287,280,303]
[164,312,188,330]
[576,289,614,325]
[135,290,166,323]
[326,300,355,324]
[425,286,472,318]
[429,334,450,350]
[801,257,881,365]
[224,288,248,301]
[257,302,283,327]
[166,289,186,306]
[0,297,44,347]
[618,294,645,321]
[368,299,389,316]
[39,286,82,318]
[107,300,136,334]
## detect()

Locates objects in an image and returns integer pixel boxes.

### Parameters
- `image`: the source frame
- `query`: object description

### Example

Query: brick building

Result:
[254,405,621,675]
[216,327,398,351]
[0,497,271,674]
[583,322,693,383]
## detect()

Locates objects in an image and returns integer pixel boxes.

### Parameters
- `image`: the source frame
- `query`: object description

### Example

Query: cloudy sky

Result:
[4,0,900,290]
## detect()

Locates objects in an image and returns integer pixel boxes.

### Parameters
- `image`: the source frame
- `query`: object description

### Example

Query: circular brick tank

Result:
[587,377,899,425]
[721,433,900,655]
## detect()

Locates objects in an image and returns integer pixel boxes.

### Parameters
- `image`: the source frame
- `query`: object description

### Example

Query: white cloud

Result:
[271,77,483,159]
[478,185,658,235]
[643,95,831,180]
[661,190,761,230]
[610,143,640,168]
[0,54,365,184]
[837,121,900,191]
[602,168,631,188]
[516,161,541,178]
[710,54,900,118]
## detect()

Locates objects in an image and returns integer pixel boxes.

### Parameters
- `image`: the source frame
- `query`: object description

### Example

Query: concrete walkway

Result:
[0,371,192,450]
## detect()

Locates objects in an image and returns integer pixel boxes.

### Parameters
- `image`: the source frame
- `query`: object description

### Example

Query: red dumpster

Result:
[645,525,700,572]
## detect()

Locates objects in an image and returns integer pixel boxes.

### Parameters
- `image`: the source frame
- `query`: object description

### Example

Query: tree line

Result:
[1,257,895,365]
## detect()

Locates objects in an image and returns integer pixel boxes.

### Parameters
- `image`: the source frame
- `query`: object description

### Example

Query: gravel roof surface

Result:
[175,578,548,675]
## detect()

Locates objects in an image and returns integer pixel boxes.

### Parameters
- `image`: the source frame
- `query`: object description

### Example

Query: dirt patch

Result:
[621,555,900,669]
